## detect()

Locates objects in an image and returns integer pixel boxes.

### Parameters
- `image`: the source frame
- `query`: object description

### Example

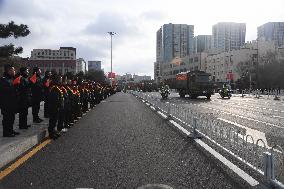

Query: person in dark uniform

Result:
[48,74,64,139]
[57,76,70,133]
[30,67,43,123]
[0,64,19,137]
[66,79,75,125]
[42,70,51,118]
[14,67,31,129]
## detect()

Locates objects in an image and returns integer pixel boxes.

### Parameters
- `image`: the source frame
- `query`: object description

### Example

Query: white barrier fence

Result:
[131,91,284,188]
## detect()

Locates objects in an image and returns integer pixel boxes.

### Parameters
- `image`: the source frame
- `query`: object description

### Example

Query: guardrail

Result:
[130,91,284,188]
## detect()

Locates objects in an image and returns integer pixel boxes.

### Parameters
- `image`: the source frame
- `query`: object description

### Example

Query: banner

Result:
[108,72,115,78]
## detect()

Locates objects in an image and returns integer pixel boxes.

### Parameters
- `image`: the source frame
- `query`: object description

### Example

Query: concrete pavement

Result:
[0,102,49,170]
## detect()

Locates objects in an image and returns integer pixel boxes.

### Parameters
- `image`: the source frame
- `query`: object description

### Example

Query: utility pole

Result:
[107,32,116,85]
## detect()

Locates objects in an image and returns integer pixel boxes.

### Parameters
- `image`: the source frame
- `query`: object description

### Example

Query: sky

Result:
[1,0,284,78]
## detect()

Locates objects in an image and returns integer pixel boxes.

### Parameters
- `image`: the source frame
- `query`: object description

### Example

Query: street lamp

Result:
[107,32,116,85]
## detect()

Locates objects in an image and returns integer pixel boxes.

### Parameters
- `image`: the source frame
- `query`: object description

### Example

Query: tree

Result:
[0,21,30,58]
[85,69,105,83]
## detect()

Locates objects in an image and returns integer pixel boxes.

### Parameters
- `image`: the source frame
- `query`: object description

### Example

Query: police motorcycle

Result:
[160,85,170,99]
[219,84,232,99]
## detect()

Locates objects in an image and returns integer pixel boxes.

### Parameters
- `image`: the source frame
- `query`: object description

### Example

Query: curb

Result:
[0,129,48,170]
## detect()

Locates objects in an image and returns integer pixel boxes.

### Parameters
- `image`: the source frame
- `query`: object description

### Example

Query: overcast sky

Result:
[1,0,284,77]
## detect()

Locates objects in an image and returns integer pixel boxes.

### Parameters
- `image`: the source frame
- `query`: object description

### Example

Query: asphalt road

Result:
[145,92,284,149]
[0,92,242,189]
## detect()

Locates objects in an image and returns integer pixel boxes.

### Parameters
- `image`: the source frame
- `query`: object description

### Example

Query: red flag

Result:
[30,73,37,84]
[108,72,115,78]
[44,79,50,87]
[13,76,22,86]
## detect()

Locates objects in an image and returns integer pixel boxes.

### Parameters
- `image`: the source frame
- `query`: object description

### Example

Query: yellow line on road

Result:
[0,139,51,180]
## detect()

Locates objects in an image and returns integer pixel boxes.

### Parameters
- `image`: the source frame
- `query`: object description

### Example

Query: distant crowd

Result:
[0,64,117,139]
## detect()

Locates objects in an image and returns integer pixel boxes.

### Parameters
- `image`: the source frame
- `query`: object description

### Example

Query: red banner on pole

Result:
[108,72,115,78]
[227,72,233,81]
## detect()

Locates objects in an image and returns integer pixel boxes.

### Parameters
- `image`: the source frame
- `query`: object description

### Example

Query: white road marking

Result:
[157,111,168,119]
[201,105,284,129]
[273,115,284,119]
[150,106,156,110]
[217,118,268,147]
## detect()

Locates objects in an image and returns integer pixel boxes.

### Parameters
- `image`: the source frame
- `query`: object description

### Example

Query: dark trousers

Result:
[48,111,59,135]
[57,108,65,131]
[44,100,49,118]
[2,110,15,136]
[32,100,40,120]
[19,108,28,128]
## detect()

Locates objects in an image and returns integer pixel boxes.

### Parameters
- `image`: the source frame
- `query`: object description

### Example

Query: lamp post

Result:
[107,32,116,85]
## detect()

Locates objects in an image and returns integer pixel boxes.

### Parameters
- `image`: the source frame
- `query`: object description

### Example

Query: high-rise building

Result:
[156,23,194,63]
[88,61,102,71]
[194,35,212,53]
[212,22,246,52]
[257,22,284,47]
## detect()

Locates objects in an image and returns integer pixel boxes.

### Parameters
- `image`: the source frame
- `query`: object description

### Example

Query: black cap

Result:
[20,67,27,74]
[33,67,39,73]
[4,64,13,72]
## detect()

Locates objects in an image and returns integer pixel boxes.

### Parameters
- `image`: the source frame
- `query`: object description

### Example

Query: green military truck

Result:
[174,70,214,99]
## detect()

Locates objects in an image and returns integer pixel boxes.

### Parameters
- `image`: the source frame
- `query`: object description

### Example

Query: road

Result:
[0,93,241,189]
[145,92,284,149]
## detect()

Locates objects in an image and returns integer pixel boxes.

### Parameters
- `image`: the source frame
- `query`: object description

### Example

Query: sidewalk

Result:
[0,102,48,169]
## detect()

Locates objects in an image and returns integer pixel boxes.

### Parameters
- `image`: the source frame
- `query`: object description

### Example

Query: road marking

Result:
[157,111,168,119]
[217,118,268,147]
[150,106,156,110]
[200,105,284,129]
[273,115,284,119]
[0,139,51,180]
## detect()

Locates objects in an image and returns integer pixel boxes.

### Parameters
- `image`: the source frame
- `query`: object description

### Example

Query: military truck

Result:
[174,70,214,99]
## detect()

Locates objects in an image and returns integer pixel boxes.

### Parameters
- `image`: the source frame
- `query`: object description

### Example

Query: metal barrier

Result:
[130,91,284,188]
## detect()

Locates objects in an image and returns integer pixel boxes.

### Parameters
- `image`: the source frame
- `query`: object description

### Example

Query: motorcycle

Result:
[160,88,170,99]
[219,88,232,99]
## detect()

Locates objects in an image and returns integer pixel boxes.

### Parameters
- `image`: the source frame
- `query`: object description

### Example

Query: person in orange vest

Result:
[42,71,51,118]
[14,67,31,130]
[30,67,43,123]
[57,76,70,133]
[0,64,19,137]
[48,74,64,139]
[66,78,75,125]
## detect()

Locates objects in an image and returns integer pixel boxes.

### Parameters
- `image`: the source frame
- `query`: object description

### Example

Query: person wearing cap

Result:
[0,64,19,137]
[48,74,64,139]
[14,67,32,130]
[30,67,44,123]
[42,70,51,118]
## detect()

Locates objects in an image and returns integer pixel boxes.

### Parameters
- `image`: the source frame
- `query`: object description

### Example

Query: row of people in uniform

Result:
[0,64,116,138]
